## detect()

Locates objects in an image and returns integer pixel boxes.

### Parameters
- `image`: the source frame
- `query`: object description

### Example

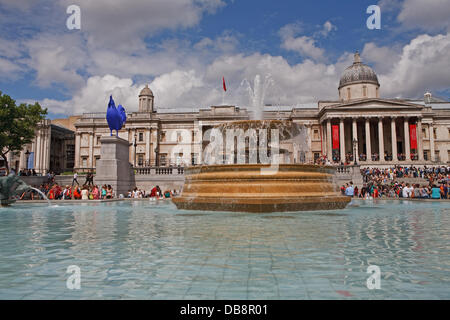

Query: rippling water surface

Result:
[0,199,449,299]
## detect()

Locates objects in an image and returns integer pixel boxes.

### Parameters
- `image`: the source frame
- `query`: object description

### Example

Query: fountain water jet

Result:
[240,74,274,120]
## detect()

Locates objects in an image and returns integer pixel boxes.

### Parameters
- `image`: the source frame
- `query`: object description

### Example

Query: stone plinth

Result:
[172,164,350,213]
[95,136,135,197]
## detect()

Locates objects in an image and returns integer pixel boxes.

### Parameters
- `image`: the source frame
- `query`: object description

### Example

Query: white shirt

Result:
[402,187,411,198]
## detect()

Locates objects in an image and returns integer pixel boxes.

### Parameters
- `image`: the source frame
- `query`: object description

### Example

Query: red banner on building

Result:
[410,124,417,150]
[332,125,340,149]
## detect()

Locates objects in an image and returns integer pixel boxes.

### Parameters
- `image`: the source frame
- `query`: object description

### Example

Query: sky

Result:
[0,0,449,118]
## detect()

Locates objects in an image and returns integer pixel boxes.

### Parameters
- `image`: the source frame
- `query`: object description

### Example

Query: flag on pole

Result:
[222,77,227,92]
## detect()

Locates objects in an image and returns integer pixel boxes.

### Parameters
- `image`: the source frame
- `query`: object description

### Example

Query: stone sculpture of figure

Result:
[106,96,126,136]
[0,174,30,206]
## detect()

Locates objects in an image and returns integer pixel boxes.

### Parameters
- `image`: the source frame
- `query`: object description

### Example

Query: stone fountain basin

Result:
[172,164,350,213]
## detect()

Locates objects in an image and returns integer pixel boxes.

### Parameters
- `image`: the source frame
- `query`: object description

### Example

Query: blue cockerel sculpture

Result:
[106,95,127,136]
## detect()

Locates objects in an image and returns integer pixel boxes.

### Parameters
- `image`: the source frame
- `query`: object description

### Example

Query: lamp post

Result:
[154,147,159,167]
[352,138,358,165]
[134,132,137,167]
[25,150,30,169]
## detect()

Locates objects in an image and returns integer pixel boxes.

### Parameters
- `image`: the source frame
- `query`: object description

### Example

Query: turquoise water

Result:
[0,199,449,300]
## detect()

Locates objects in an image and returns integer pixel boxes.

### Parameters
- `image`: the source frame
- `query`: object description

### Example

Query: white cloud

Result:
[279,22,328,62]
[397,0,450,31]
[59,0,226,50]
[281,35,326,62]
[320,21,337,37]
[362,42,402,74]
[379,33,450,98]
[24,34,88,90]
[41,75,142,115]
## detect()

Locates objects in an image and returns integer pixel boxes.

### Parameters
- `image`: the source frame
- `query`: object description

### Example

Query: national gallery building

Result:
[8,53,450,174]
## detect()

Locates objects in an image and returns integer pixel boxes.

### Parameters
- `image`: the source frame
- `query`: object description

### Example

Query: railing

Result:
[134,166,185,175]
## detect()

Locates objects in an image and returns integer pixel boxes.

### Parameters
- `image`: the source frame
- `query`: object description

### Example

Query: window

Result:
[160,131,166,142]
[448,128,450,138]
[177,131,182,143]
[138,154,143,166]
[314,153,320,162]
[191,153,197,165]
[96,136,101,145]
[424,150,429,161]
[139,132,144,142]
[313,129,319,140]
[82,157,87,168]
[192,131,196,142]
[435,151,440,162]
[376,87,379,98]
[363,86,367,97]
[94,156,100,167]
[160,153,167,166]
[176,152,183,166]
[433,128,437,140]
[347,88,351,100]
[422,128,427,139]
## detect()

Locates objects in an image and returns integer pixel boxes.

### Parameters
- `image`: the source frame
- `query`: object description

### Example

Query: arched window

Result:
[363,86,367,97]
[347,88,351,100]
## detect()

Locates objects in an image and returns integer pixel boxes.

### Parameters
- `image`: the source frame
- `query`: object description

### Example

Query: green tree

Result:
[0,91,47,174]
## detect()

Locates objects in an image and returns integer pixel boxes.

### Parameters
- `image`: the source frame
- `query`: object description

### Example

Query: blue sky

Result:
[0,0,449,118]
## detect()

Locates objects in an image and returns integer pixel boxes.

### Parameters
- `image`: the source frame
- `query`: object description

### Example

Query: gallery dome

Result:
[338,52,379,89]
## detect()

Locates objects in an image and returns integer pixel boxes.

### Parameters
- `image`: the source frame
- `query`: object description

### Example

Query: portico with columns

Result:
[319,101,430,165]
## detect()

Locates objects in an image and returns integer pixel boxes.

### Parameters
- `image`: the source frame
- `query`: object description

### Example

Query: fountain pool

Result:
[0,199,449,299]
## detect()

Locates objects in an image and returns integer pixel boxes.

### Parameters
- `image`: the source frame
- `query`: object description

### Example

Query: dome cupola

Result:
[138,84,154,113]
[338,52,380,101]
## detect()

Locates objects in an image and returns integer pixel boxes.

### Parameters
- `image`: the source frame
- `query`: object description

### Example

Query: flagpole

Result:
[222,90,225,105]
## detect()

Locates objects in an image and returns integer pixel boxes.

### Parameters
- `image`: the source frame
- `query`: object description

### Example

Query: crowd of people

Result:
[126,186,179,199]
[19,183,115,200]
[341,165,450,199]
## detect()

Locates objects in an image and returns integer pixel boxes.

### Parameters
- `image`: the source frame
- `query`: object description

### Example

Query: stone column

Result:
[378,117,384,162]
[74,133,81,170]
[35,129,41,172]
[339,118,345,162]
[131,128,136,166]
[42,127,47,174]
[145,128,151,166]
[391,117,398,162]
[352,118,358,161]
[404,117,411,161]
[43,125,51,174]
[46,125,51,173]
[19,149,26,170]
[417,118,424,161]
[326,119,332,161]
[306,124,312,163]
[429,124,435,162]
[89,132,94,168]
[365,118,371,162]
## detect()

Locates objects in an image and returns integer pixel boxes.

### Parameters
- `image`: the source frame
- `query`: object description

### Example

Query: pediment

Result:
[326,98,424,111]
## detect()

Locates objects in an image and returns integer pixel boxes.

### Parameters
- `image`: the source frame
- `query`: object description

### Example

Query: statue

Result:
[106,96,127,136]
[0,174,31,206]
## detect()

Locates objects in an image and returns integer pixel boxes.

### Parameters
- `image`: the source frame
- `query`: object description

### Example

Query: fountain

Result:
[172,74,350,213]
[0,174,32,206]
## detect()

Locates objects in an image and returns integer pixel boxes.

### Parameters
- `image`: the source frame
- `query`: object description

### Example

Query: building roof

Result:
[339,52,379,89]
[139,84,153,96]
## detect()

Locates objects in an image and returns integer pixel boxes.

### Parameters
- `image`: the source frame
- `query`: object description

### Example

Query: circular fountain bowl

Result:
[172,164,350,213]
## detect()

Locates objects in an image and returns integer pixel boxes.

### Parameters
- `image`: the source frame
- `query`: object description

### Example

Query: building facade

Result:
[8,52,448,176]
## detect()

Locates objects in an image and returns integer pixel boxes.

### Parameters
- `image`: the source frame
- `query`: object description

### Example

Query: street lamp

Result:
[154,147,159,167]
[25,150,30,170]
[134,132,137,167]
[352,138,358,166]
